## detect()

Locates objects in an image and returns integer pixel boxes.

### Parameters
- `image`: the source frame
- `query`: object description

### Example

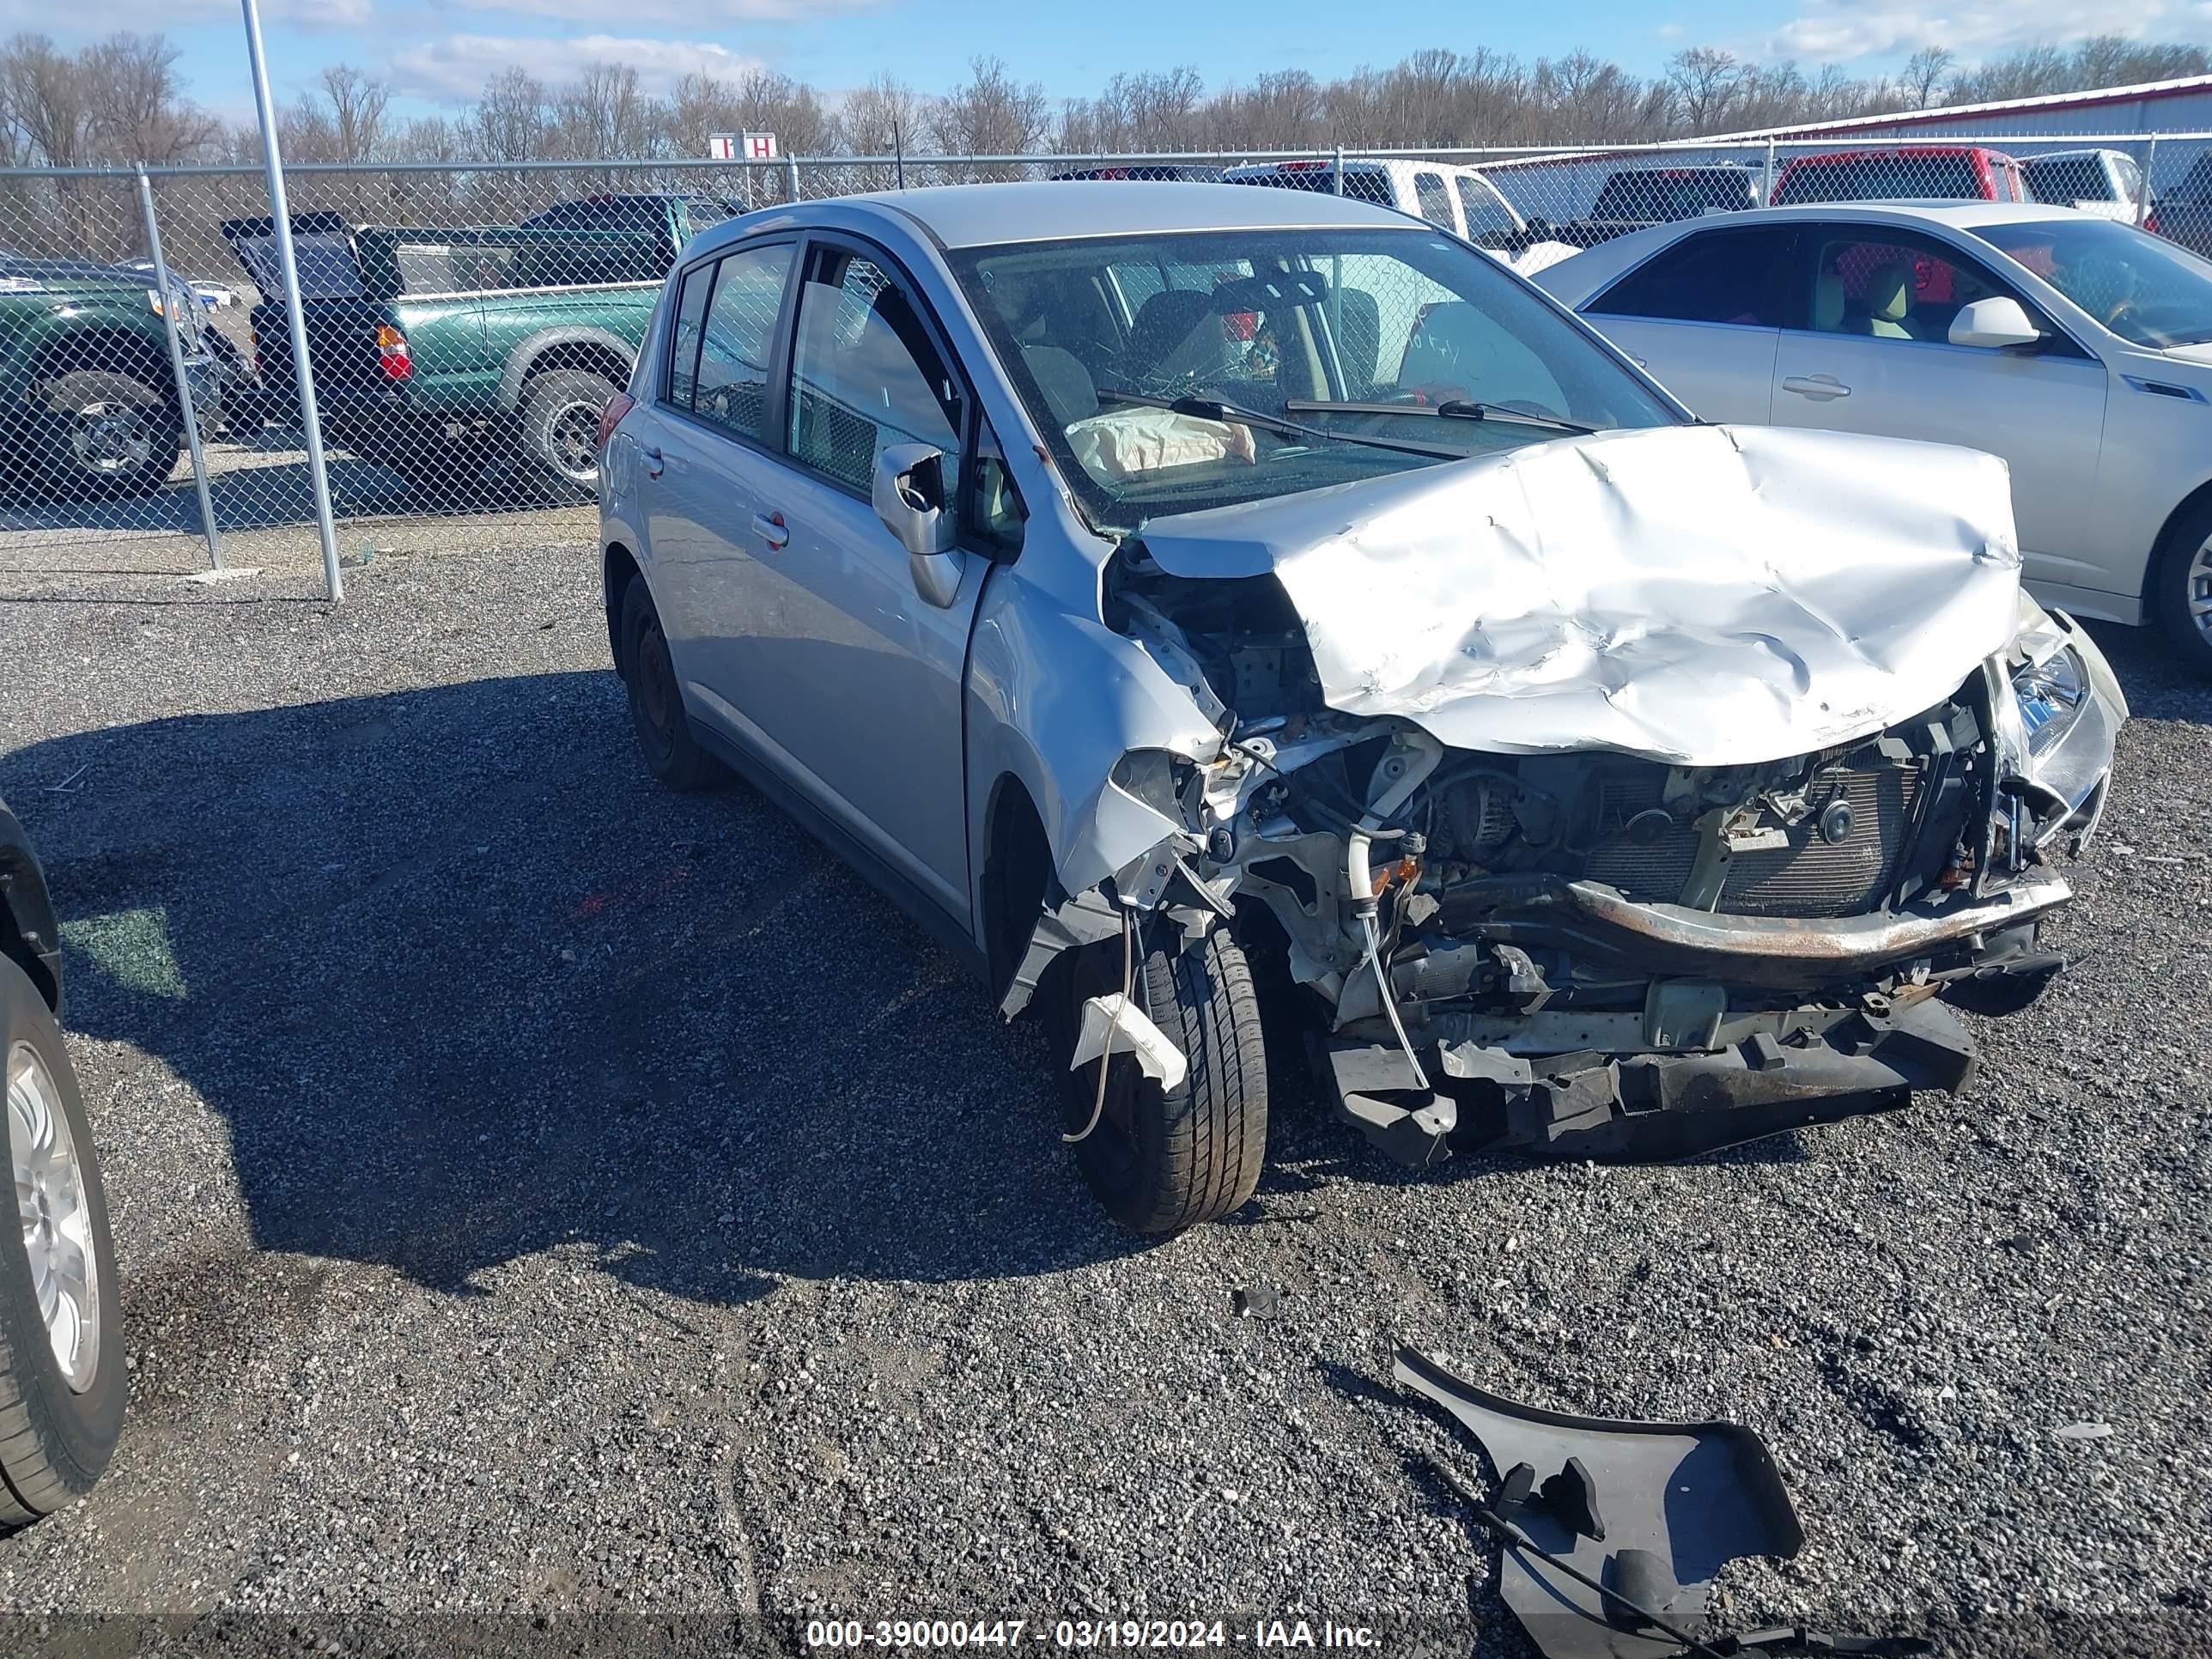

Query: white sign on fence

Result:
[742,131,779,161]
[707,133,737,160]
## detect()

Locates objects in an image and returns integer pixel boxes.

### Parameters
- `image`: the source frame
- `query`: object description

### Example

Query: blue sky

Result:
[24,0,2202,126]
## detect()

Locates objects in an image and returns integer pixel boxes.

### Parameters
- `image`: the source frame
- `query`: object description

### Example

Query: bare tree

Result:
[1665,46,1743,134]
[0,34,91,167]
[834,72,928,191]
[1899,46,1954,109]
[929,56,1049,172]
[319,64,389,163]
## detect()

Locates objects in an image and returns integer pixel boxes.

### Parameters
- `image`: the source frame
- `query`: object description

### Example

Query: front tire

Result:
[0,953,124,1529]
[2150,497,2212,678]
[1060,924,1267,1235]
[30,369,181,501]
[618,579,722,790]
[520,370,617,501]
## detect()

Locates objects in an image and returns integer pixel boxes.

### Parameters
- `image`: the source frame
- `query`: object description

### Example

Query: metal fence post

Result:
[240,0,343,601]
[1761,139,1778,204]
[2140,135,2160,225]
[1333,145,1345,195]
[136,167,224,574]
[787,154,802,203]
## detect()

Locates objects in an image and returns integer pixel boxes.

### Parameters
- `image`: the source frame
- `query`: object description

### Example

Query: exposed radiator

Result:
[1579,766,1920,918]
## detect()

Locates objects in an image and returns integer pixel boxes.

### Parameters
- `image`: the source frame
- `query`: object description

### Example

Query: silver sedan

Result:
[598,182,2124,1232]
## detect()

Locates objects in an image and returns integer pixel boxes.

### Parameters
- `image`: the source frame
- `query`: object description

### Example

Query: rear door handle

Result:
[641,445,664,479]
[753,510,789,550]
[1782,374,1851,400]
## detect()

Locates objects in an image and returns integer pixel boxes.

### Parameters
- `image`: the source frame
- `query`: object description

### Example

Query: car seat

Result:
[1813,271,1846,331]
[1334,287,1381,395]
[1021,344,1101,429]
[1863,263,1916,338]
[1121,289,1230,389]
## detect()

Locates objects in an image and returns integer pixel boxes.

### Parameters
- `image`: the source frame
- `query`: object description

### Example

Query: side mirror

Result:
[1949,296,2044,349]
[872,441,963,609]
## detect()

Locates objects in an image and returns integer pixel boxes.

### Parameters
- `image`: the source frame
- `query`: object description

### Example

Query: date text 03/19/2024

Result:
[801,1620,1383,1650]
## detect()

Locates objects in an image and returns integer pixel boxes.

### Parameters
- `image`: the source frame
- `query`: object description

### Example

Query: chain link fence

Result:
[0,131,2204,586]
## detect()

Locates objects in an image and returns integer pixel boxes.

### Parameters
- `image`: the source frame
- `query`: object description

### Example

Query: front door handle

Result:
[1782,374,1851,400]
[641,445,664,479]
[753,510,789,550]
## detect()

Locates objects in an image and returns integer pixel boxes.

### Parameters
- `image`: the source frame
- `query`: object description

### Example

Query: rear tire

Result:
[1059,923,1267,1235]
[520,370,617,501]
[619,579,722,791]
[2150,497,2212,678]
[0,953,124,1530]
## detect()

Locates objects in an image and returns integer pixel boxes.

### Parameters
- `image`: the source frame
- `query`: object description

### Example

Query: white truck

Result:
[2021,149,2147,222]
[1223,158,1527,245]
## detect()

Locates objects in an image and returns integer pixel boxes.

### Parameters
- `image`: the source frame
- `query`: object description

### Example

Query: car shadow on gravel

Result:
[0,669,1146,1309]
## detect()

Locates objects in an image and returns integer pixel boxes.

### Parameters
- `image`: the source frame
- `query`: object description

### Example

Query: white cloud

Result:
[388,33,765,100]
[1770,0,2212,63]
[1656,22,1684,40]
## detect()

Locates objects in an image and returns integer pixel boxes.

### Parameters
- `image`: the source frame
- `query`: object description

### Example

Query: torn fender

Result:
[965,574,1223,907]
[1133,423,2022,769]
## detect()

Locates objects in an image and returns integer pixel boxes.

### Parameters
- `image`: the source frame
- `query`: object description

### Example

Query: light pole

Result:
[240,0,343,601]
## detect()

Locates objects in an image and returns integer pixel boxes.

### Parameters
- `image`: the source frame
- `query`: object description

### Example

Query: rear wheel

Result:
[618,578,722,790]
[30,369,180,501]
[520,370,618,501]
[2150,497,2212,678]
[1059,923,1267,1234]
[0,953,124,1529]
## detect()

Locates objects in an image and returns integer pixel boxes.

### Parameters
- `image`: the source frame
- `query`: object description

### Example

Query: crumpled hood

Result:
[1133,423,2021,767]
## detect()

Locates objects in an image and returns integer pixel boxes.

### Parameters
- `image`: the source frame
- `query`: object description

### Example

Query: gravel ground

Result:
[0,544,2206,1657]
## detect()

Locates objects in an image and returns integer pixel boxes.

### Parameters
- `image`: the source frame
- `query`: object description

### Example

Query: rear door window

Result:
[693,243,795,442]
[1413,172,1456,231]
[1589,225,1800,328]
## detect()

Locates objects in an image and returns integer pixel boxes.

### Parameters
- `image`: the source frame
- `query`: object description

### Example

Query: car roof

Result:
[1781,144,2014,161]
[775,179,1416,247]
[1531,201,2109,304]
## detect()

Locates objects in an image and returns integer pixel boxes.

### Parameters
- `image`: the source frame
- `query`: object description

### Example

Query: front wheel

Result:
[0,953,125,1529]
[2150,497,2212,678]
[520,370,618,501]
[30,369,181,501]
[1059,924,1267,1234]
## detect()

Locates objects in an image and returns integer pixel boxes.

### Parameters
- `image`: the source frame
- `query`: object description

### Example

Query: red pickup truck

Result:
[1770,145,2029,206]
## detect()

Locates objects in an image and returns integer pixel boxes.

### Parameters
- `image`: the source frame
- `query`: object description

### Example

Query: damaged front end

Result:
[1011,424,2128,1167]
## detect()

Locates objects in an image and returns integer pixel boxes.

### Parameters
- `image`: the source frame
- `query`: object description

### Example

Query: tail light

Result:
[249,325,262,376]
[2146,209,2163,235]
[595,391,635,451]
[375,324,411,381]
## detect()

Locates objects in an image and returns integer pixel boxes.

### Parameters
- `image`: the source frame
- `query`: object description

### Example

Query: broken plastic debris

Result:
[179,567,259,584]
[2053,1421,2114,1440]
[1069,994,1187,1090]
[1232,1284,1280,1319]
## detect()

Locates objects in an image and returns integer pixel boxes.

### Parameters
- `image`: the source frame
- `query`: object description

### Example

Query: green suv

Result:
[225,204,719,499]
[0,256,216,500]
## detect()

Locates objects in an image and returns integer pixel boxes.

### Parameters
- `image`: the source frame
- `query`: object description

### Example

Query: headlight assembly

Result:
[2012,646,2087,757]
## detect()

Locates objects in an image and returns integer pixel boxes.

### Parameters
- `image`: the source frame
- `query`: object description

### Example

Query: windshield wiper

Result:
[1095,389,1462,460]
[1285,397,1597,434]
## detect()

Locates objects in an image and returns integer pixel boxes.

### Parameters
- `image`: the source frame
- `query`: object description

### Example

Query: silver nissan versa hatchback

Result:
[597,181,2125,1234]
